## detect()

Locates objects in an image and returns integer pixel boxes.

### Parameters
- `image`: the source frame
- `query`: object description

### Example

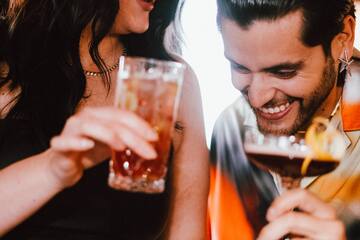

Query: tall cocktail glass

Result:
[108,56,184,193]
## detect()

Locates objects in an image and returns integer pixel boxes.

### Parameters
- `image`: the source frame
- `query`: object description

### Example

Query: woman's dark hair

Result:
[217,0,356,57]
[0,0,7,69]
[0,0,183,144]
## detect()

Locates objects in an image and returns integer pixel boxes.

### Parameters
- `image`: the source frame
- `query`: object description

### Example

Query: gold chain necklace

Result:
[83,48,127,77]
[84,62,119,77]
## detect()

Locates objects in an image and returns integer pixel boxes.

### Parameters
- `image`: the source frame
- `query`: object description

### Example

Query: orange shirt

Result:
[208,166,254,240]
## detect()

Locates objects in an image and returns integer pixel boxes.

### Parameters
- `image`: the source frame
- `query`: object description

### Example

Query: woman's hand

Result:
[47,106,158,189]
[258,189,345,240]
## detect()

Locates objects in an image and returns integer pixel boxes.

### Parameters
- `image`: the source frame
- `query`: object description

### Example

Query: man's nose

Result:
[247,74,276,108]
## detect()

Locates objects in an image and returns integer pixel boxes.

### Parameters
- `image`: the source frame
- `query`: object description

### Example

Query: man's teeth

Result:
[260,102,290,114]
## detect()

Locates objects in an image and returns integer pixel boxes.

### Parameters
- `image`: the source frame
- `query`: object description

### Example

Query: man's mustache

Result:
[242,92,302,109]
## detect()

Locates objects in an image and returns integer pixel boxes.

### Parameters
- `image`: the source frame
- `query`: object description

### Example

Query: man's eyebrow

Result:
[225,55,250,71]
[261,61,304,72]
[225,54,304,73]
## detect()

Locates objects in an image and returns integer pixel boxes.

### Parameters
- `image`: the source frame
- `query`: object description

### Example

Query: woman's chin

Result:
[130,23,150,33]
[110,21,149,35]
[119,26,149,35]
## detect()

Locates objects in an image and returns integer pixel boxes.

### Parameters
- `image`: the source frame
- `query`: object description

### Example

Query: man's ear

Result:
[331,15,356,60]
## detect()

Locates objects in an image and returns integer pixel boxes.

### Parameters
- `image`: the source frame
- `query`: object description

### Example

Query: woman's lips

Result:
[137,0,155,11]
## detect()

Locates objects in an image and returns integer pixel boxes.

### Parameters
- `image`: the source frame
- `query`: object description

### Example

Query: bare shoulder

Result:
[170,54,205,150]
[170,54,199,89]
[170,53,203,123]
[170,54,202,117]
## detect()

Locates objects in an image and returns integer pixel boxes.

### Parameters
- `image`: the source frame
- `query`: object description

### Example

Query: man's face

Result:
[221,11,338,135]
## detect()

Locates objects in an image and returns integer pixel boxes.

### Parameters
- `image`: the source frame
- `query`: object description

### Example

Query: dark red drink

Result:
[109,75,181,193]
[246,150,340,178]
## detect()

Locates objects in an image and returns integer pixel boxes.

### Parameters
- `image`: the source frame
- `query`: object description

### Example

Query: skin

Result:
[0,0,209,238]
[221,11,348,135]
[220,10,355,239]
[258,189,345,240]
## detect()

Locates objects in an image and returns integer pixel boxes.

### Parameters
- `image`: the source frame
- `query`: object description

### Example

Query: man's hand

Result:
[258,189,346,240]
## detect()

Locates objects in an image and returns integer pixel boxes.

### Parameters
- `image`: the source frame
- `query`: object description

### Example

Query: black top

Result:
[0,119,170,240]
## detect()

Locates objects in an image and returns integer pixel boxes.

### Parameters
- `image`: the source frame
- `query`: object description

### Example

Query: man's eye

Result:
[240,87,249,97]
[273,70,297,79]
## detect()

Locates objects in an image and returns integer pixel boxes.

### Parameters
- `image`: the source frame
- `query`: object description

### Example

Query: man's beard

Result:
[254,57,337,135]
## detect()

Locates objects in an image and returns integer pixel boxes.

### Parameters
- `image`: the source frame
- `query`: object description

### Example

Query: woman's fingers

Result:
[51,136,95,152]
[80,107,158,141]
[47,105,160,188]
[112,123,157,159]
[267,189,337,221]
[59,107,157,159]
[78,119,156,159]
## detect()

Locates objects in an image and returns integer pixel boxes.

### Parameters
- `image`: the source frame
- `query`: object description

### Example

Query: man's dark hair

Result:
[217,0,355,57]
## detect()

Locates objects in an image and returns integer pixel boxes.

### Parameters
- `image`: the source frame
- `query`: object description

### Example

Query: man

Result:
[208,0,360,239]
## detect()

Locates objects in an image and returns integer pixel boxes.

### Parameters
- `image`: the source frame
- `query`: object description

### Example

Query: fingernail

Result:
[147,148,158,159]
[80,139,95,148]
[147,130,159,141]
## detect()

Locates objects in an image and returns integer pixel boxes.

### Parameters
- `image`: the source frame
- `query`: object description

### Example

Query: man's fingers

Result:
[267,189,336,220]
[261,190,345,240]
[258,211,345,240]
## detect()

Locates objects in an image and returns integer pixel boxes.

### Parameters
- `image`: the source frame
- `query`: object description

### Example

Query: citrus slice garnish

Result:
[301,117,346,176]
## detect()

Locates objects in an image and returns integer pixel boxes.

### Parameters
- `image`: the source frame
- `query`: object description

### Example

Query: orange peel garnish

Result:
[301,117,345,176]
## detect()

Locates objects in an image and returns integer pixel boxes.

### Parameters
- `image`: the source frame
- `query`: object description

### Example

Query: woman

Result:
[0,0,209,239]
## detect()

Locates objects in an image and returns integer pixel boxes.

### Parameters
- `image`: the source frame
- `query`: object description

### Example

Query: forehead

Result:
[221,11,313,69]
